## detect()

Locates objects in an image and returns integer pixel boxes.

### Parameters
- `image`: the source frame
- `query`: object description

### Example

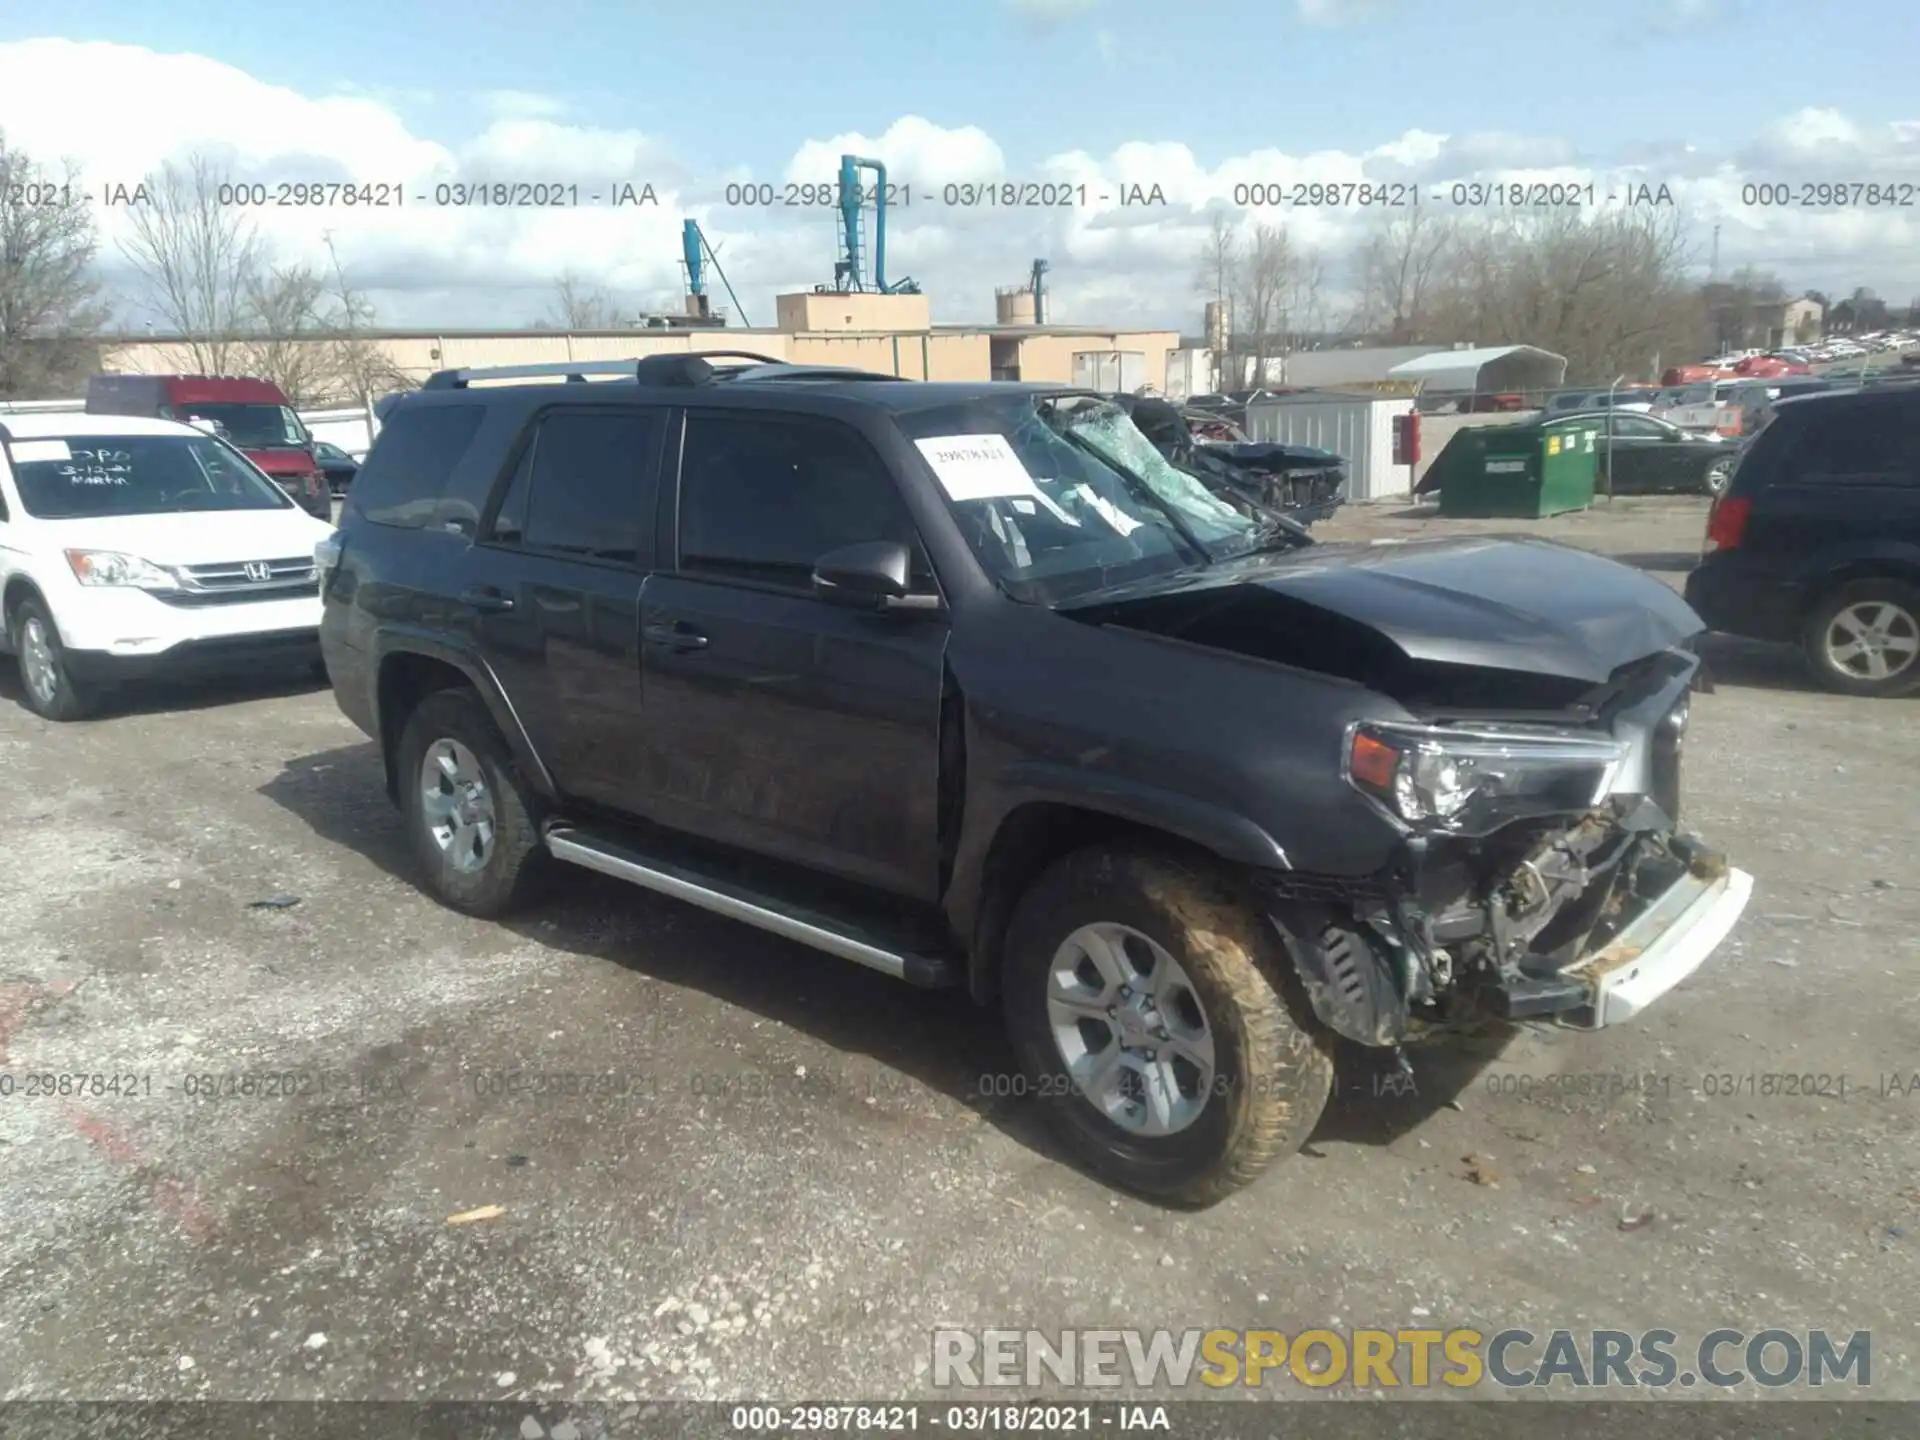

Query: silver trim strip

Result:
[544,830,910,980]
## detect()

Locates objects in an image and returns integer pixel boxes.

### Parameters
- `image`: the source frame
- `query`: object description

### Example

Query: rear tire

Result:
[1800,579,1920,698]
[397,688,549,916]
[1000,845,1334,1207]
[12,599,95,722]
[1702,459,1733,496]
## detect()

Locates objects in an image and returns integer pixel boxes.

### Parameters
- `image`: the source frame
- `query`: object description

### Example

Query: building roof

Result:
[1385,344,1568,392]
[1273,345,1457,388]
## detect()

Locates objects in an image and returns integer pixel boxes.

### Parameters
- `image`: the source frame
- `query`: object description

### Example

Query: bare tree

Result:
[118,154,261,372]
[318,232,409,400]
[1419,207,1708,385]
[1700,264,1788,351]
[1233,223,1293,389]
[0,131,109,397]
[232,238,410,406]
[547,270,624,329]
[1348,206,1450,342]
[237,262,333,403]
[1192,211,1238,390]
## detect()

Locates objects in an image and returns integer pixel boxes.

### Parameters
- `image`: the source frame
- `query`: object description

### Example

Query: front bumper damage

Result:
[1264,814,1754,1045]
[1260,651,1753,1046]
[1557,852,1753,1029]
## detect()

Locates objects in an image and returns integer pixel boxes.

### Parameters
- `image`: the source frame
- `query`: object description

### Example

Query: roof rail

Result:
[420,350,789,390]
[713,364,911,384]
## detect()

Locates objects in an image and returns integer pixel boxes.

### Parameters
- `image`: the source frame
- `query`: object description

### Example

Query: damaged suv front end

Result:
[1284,647,1752,1046]
[902,388,1751,1060]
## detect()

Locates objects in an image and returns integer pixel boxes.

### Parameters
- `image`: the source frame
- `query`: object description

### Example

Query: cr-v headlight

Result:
[64,550,180,590]
[1344,721,1627,834]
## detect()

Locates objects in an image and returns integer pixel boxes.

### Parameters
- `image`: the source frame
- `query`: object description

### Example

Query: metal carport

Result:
[1386,344,1567,397]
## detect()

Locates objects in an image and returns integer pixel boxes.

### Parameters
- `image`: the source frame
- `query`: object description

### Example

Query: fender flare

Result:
[956,761,1291,1002]
[1788,541,1920,607]
[994,761,1292,870]
[369,625,558,802]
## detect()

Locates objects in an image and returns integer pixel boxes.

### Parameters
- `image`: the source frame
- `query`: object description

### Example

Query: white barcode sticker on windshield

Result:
[8,439,71,463]
[915,434,1040,502]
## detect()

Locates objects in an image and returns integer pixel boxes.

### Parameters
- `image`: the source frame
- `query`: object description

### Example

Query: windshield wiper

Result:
[1038,404,1213,565]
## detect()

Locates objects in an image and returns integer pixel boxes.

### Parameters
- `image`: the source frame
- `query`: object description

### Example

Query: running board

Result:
[543,825,960,988]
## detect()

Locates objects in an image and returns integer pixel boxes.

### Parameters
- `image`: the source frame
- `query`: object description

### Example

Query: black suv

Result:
[318,353,1753,1206]
[1686,383,1920,697]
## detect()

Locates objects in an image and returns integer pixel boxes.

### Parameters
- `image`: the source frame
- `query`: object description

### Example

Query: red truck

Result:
[84,374,332,520]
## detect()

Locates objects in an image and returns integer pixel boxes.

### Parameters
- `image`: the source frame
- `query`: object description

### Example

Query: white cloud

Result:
[784,116,1005,189]
[1003,0,1104,20]
[1295,0,1397,26]
[1649,0,1722,32]
[481,90,568,121]
[0,39,1915,334]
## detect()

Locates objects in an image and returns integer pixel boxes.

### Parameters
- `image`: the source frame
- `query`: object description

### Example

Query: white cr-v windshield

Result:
[7,434,292,519]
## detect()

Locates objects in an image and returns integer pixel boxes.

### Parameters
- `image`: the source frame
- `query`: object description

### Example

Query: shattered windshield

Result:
[895,393,1267,603]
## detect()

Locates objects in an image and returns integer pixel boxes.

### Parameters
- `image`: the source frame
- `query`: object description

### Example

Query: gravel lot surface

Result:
[1,497,1913,1412]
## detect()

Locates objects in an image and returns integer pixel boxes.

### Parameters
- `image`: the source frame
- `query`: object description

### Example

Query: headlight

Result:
[64,550,180,590]
[314,533,343,585]
[1344,721,1627,834]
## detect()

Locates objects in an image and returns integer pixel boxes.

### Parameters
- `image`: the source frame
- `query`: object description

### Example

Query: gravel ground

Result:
[0,496,1914,1411]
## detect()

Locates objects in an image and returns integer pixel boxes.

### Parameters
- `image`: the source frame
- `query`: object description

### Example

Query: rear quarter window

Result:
[348,404,486,528]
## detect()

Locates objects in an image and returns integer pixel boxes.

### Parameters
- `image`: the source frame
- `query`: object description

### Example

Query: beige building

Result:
[95,290,1179,397]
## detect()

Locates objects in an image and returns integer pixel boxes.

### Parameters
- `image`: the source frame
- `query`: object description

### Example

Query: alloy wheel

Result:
[20,617,59,708]
[419,738,498,874]
[1822,600,1920,682]
[1045,921,1216,1137]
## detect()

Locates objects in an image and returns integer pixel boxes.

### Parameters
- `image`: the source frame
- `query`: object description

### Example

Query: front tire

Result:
[1001,846,1334,1207]
[1702,459,1733,496]
[397,688,549,916]
[1801,579,1920,697]
[12,599,95,721]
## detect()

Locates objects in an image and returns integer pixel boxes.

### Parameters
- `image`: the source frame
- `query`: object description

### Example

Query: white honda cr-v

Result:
[0,412,336,720]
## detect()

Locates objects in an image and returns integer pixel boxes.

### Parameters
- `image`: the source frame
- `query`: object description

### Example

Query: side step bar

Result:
[543,825,960,988]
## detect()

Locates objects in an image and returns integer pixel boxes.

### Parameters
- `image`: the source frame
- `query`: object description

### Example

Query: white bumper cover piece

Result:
[1559,863,1755,1029]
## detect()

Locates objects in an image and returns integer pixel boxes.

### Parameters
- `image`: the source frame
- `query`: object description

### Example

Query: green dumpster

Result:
[1438,418,1599,518]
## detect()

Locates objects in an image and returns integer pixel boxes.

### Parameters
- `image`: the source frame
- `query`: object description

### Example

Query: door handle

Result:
[460,586,515,614]
[643,620,709,652]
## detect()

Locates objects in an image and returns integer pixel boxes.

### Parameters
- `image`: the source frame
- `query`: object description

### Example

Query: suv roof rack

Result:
[420,351,789,390]
[710,363,910,384]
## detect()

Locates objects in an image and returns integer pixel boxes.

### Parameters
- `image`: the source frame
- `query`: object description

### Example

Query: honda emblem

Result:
[243,562,272,582]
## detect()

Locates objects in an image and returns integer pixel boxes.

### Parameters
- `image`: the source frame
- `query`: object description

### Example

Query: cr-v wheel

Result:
[1801,579,1920,698]
[398,688,549,916]
[1001,845,1334,1207]
[12,599,95,721]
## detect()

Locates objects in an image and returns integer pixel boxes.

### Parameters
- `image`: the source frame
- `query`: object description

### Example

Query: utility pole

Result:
[1709,223,1720,282]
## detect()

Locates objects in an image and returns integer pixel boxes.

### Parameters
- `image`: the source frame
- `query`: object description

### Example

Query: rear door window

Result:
[1785,402,1920,484]
[485,407,663,565]
[350,404,487,528]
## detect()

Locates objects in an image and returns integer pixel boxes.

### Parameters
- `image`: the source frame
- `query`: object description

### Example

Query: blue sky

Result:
[2,0,1917,328]
[13,0,1918,172]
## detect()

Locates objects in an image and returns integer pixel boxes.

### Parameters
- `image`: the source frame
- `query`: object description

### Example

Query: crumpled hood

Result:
[1202,441,1343,472]
[1061,536,1704,686]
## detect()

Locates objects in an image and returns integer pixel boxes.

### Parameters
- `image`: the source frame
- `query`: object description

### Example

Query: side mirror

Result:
[812,540,910,607]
